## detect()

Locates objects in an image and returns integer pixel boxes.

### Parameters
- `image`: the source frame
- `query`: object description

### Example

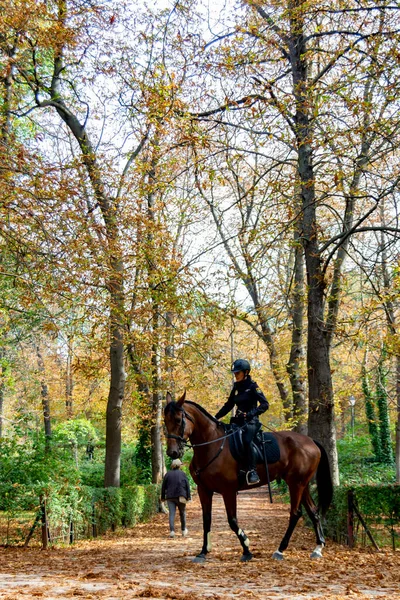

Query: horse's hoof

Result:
[193,554,206,564]
[240,552,253,562]
[310,550,323,559]
[272,551,284,560]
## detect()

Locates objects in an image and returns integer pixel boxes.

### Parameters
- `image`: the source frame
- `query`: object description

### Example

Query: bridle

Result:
[166,407,194,449]
[165,405,251,453]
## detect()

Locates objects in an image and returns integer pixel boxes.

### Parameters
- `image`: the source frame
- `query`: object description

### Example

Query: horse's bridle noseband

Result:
[166,408,194,446]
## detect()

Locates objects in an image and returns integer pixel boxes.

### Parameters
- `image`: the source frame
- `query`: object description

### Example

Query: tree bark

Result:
[0,350,4,439]
[286,226,307,434]
[287,2,339,483]
[165,310,176,402]
[36,344,52,452]
[378,204,397,471]
[147,140,164,484]
[0,38,16,139]
[66,336,73,418]
[104,256,126,487]
[151,308,164,484]
[396,355,400,483]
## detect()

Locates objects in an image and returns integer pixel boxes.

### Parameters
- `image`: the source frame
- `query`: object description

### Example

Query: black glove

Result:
[246,409,257,421]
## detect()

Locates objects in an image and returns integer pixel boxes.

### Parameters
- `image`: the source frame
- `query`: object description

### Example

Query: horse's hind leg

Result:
[272,483,303,560]
[223,490,253,562]
[302,485,326,559]
[193,484,213,563]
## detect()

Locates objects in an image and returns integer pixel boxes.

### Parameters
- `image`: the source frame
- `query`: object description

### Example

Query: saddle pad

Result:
[227,424,280,465]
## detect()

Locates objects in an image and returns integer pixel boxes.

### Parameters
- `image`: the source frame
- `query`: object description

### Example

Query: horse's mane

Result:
[165,399,224,428]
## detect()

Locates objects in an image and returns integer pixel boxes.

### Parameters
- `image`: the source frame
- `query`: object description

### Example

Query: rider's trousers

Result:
[241,420,259,471]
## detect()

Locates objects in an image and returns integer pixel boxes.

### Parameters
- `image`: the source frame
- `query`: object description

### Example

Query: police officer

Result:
[215,359,269,485]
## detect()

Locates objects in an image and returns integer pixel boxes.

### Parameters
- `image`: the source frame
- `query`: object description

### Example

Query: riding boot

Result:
[246,444,260,485]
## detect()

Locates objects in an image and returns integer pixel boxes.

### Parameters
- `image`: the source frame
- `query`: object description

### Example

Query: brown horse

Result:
[164,391,333,563]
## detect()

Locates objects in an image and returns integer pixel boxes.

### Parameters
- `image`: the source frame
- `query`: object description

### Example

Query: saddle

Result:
[227,423,280,466]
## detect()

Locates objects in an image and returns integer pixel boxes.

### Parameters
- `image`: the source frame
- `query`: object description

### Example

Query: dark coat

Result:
[161,469,191,501]
[215,376,269,421]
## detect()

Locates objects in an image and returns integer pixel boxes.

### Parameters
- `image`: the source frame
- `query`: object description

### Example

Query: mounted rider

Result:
[215,359,269,485]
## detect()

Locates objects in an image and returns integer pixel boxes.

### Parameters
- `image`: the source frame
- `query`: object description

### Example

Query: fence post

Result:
[69,520,74,544]
[347,489,354,548]
[41,497,49,550]
[92,499,97,538]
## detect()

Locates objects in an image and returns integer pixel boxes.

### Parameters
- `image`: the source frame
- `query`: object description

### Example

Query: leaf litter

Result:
[0,488,398,599]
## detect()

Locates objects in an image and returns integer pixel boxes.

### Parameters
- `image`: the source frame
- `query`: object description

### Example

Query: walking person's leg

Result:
[177,501,188,536]
[167,500,177,537]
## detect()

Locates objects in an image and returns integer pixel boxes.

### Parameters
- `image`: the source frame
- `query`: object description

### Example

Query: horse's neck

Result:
[186,404,221,447]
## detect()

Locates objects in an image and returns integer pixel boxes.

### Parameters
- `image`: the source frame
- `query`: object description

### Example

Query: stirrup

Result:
[246,470,260,485]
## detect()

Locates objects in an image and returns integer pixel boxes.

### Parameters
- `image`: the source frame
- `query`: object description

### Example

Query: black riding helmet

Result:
[231,359,251,373]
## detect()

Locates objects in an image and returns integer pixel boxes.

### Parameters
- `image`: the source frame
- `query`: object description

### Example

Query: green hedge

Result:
[0,482,160,546]
[324,485,400,549]
[90,484,160,534]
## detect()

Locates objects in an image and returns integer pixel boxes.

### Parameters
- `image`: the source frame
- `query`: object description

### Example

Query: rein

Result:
[166,409,249,448]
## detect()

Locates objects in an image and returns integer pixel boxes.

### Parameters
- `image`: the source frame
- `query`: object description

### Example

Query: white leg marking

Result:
[206,532,212,552]
[310,544,324,558]
[238,528,250,546]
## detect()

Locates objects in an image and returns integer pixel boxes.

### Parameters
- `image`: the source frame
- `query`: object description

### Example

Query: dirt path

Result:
[0,489,399,600]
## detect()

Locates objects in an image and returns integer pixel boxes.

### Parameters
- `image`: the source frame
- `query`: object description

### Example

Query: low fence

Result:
[324,485,400,551]
[0,483,160,547]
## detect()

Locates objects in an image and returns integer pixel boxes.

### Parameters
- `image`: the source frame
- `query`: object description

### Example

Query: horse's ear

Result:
[177,390,186,407]
[166,391,173,404]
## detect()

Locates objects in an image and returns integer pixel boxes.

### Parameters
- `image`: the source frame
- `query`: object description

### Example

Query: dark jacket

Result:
[161,469,191,501]
[215,376,269,421]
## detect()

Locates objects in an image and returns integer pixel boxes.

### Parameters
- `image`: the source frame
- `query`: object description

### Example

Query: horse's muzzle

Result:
[167,448,180,459]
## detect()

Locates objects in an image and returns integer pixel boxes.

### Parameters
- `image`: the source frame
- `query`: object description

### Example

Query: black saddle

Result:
[227,423,280,465]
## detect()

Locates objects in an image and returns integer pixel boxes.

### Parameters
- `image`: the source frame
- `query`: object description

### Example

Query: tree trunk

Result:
[378,203,398,473]
[256,304,292,420]
[306,273,339,484]
[36,344,52,452]
[362,354,381,460]
[104,256,126,487]
[0,359,4,439]
[288,3,339,484]
[151,308,164,484]
[165,310,176,401]
[147,140,164,484]
[376,349,394,464]
[0,40,16,139]
[66,335,73,418]
[396,355,400,483]
[286,216,307,434]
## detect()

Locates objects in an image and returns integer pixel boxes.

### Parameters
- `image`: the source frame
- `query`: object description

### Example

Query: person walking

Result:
[161,459,191,538]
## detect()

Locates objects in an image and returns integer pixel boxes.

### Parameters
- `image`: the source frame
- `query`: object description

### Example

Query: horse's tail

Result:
[313,440,333,517]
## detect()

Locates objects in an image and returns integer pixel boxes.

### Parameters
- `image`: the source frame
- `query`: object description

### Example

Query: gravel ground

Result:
[0,488,399,600]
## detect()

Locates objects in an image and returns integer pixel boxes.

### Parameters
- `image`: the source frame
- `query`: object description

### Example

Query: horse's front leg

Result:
[223,490,253,562]
[193,484,213,563]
